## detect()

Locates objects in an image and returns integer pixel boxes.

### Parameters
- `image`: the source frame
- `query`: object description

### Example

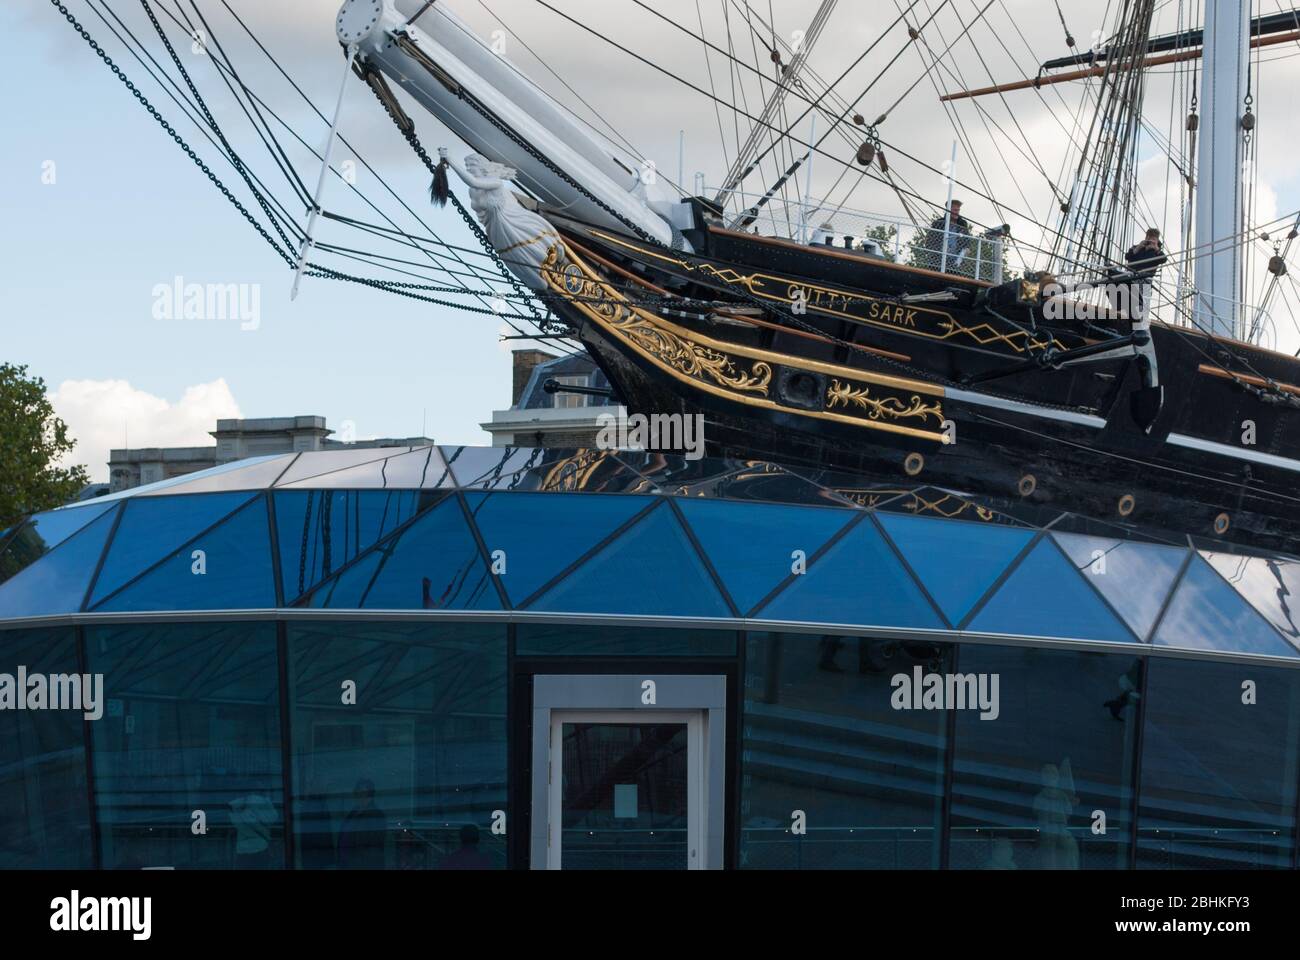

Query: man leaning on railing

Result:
[924,199,973,272]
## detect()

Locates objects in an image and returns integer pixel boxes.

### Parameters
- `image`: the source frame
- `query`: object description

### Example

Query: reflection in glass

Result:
[303,495,500,610]
[966,539,1137,642]
[1153,556,1296,658]
[948,645,1139,869]
[740,632,950,868]
[0,508,117,618]
[878,513,1033,625]
[288,622,507,869]
[86,622,284,868]
[464,492,651,605]
[93,498,276,612]
[274,490,431,601]
[677,499,855,615]
[561,723,688,869]
[1052,533,1189,640]
[0,500,115,585]
[0,629,93,867]
[1200,550,1300,650]
[1137,656,1299,868]
[528,504,730,617]
[89,492,256,605]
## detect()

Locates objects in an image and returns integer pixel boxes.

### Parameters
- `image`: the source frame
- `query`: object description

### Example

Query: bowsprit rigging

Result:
[46,0,1300,554]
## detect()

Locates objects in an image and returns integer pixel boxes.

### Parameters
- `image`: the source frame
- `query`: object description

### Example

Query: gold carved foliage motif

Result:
[546,249,772,396]
[826,379,944,425]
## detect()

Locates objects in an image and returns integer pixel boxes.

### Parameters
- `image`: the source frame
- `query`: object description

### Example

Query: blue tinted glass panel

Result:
[966,539,1137,642]
[516,623,737,657]
[1153,556,1295,657]
[1200,551,1300,650]
[678,499,855,615]
[288,622,507,869]
[307,495,500,610]
[756,518,943,629]
[878,513,1033,625]
[465,492,652,605]
[0,628,93,867]
[0,507,117,618]
[948,645,1139,869]
[528,504,729,617]
[0,501,115,586]
[1053,533,1188,640]
[94,498,275,611]
[1137,657,1299,868]
[275,490,432,601]
[86,622,284,868]
[740,632,951,868]
[90,492,256,605]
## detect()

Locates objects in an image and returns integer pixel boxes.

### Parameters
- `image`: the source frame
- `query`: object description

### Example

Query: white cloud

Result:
[51,379,242,482]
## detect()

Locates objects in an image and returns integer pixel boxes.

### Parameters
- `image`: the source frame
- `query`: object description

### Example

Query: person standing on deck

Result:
[924,200,973,272]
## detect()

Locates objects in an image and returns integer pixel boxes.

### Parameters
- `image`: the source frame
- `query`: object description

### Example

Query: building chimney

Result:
[512,349,557,406]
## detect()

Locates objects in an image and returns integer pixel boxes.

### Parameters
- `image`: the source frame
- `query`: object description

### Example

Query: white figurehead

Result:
[438,147,559,291]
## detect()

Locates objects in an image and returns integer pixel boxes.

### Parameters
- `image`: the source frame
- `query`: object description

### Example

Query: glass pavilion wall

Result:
[1,446,1298,869]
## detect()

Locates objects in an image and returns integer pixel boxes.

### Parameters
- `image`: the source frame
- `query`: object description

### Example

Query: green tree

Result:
[0,363,88,532]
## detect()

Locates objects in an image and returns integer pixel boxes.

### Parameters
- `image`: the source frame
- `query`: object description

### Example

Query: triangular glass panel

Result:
[440,445,542,487]
[528,503,730,617]
[754,516,943,628]
[879,512,1034,625]
[1153,555,1296,657]
[89,492,257,606]
[273,448,412,487]
[94,497,275,611]
[1053,532,1189,641]
[677,498,856,615]
[135,455,296,496]
[275,489,436,601]
[0,507,118,618]
[276,447,452,490]
[966,538,1137,643]
[464,492,652,606]
[1200,550,1300,649]
[305,495,500,610]
[0,500,116,586]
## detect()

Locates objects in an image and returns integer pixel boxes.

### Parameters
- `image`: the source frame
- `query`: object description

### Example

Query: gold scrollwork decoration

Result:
[826,379,944,424]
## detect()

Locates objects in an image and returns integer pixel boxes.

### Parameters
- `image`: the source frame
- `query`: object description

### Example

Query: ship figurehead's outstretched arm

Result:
[437,147,503,193]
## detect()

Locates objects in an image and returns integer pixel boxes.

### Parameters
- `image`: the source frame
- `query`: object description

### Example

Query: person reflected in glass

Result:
[1033,761,1079,870]
[440,823,493,870]
[337,779,387,869]
[1103,661,1143,721]
[229,792,276,868]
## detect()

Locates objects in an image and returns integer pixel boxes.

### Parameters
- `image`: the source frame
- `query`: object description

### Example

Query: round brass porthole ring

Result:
[904,452,925,476]
[1018,474,1037,497]
[1214,512,1230,535]
[1118,494,1136,517]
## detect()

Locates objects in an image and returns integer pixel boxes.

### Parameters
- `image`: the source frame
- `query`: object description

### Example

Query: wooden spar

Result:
[939,29,1300,101]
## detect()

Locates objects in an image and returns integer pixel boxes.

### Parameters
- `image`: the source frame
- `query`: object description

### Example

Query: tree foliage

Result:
[0,363,89,532]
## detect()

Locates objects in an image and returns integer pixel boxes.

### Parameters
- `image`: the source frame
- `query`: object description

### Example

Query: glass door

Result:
[548,711,704,869]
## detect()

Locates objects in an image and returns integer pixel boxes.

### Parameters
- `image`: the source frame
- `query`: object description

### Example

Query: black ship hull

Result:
[539,215,1300,552]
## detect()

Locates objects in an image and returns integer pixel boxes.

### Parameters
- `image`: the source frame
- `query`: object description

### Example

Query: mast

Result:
[713,0,837,205]
[1192,0,1252,339]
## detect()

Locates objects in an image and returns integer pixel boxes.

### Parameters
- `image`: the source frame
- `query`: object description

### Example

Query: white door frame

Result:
[530,674,726,870]
[548,710,704,870]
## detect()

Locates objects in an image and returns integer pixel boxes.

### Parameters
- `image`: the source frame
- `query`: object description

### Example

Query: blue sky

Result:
[5,0,1297,481]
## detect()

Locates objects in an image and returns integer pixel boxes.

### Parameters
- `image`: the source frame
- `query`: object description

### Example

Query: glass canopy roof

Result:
[1,445,1297,661]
